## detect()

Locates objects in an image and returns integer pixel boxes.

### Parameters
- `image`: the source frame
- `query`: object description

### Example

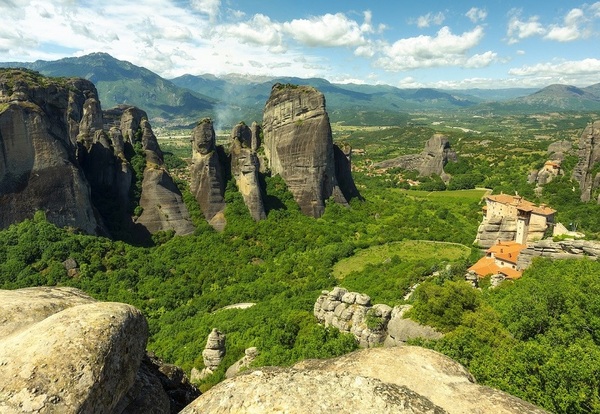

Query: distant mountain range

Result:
[2,53,600,127]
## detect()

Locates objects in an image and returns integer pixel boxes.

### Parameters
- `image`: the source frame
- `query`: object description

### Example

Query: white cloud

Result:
[508,5,599,44]
[397,76,424,88]
[282,13,368,47]
[507,13,545,44]
[218,14,285,52]
[466,8,487,23]
[464,51,498,68]
[190,0,221,22]
[416,12,445,28]
[544,8,585,41]
[509,58,600,77]
[377,26,486,71]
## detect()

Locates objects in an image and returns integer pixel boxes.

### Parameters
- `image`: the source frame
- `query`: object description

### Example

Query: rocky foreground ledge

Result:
[0,287,548,413]
[0,287,198,413]
[182,346,548,414]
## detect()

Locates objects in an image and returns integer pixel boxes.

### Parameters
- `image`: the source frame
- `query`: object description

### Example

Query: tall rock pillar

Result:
[262,83,350,218]
[190,118,227,230]
[230,122,266,221]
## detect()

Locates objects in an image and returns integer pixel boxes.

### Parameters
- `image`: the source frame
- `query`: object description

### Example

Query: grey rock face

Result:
[314,288,442,347]
[230,122,266,221]
[375,134,457,180]
[202,328,226,371]
[182,366,447,414]
[0,70,100,234]
[474,216,518,248]
[262,83,350,218]
[225,347,259,378]
[137,167,195,235]
[0,286,198,414]
[517,239,600,269]
[182,347,548,414]
[0,70,193,238]
[190,119,226,230]
[100,106,195,237]
[572,120,600,202]
[0,287,148,414]
[293,347,549,414]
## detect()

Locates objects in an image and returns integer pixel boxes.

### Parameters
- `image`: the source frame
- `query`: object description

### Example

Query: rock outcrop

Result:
[375,134,458,181]
[192,328,227,382]
[314,287,442,347]
[229,122,266,221]
[100,106,195,237]
[0,286,198,414]
[572,120,600,202]
[517,239,600,269]
[190,118,227,230]
[0,69,193,239]
[0,69,100,234]
[528,141,570,192]
[225,347,259,378]
[181,346,548,414]
[262,83,356,218]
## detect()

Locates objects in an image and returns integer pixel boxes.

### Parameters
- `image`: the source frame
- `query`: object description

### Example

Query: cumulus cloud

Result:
[508,4,599,44]
[282,13,368,47]
[544,8,586,41]
[466,7,487,23]
[416,12,445,28]
[218,14,286,52]
[508,58,600,77]
[464,51,498,68]
[376,26,487,71]
[190,0,221,21]
[507,12,546,44]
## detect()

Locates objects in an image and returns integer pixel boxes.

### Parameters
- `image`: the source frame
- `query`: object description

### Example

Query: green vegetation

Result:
[409,259,600,413]
[333,240,470,279]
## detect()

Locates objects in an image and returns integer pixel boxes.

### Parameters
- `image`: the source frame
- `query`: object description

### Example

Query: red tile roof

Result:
[487,194,555,215]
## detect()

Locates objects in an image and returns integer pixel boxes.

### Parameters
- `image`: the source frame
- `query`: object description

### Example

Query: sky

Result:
[1,0,600,89]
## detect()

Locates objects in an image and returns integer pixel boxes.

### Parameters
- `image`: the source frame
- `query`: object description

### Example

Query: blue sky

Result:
[1,0,599,89]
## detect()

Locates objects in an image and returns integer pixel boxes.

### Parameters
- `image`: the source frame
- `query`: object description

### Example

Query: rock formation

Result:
[572,120,600,202]
[99,105,195,237]
[229,122,266,221]
[181,346,548,414]
[190,118,227,230]
[314,287,442,347]
[225,347,259,378]
[0,69,194,240]
[0,69,100,234]
[192,328,227,382]
[375,133,458,181]
[0,286,198,413]
[202,328,226,371]
[528,141,570,192]
[262,83,356,218]
[517,239,600,269]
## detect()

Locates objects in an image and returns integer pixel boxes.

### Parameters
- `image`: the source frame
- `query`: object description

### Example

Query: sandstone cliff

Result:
[572,120,600,202]
[262,83,355,218]
[190,118,227,230]
[375,133,458,181]
[314,287,442,348]
[517,239,600,269]
[181,346,548,414]
[0,286,198,413]
[0,69,194,239]
[0,69,100,234]
[229,122,266,221]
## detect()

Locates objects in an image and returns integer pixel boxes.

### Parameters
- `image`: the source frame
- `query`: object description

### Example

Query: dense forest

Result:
[3,111,600,413]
